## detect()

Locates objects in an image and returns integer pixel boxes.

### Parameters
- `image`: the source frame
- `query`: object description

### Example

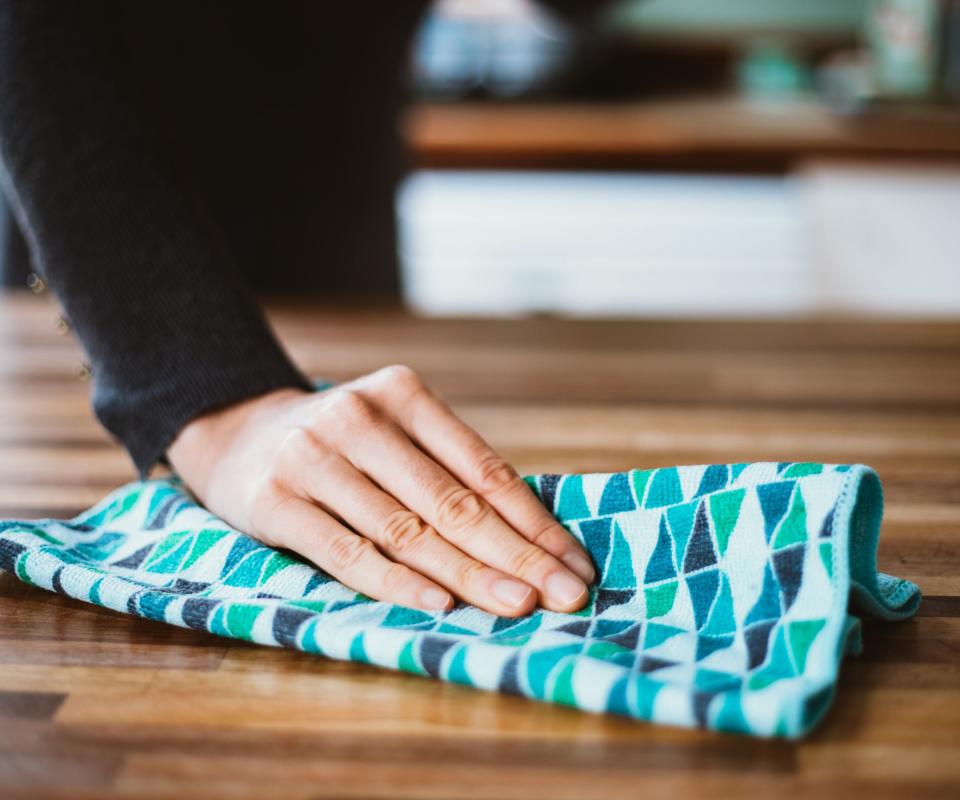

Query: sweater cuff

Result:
[97,358,314,478]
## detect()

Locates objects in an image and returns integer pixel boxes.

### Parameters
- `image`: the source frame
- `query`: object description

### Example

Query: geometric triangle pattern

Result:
[0,461,920,739]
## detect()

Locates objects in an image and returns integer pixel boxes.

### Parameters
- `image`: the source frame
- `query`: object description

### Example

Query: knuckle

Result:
[322,389,378,430]
[436,487,488,530]
[527,518,562,549]
[274,426,336,494]
[251,468,286,508]
[381,562,414,594]
[474,455,519,496]
[506,544,550,579]
[278,425,319,462]
[374,364,425,404]
[247,472,290,536]
[452,558,487,591]
[379,363,421,387]
[326,534,374,573]
[381,509,432,553]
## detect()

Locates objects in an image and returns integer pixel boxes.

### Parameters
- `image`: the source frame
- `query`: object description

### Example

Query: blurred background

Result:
[3,0,959,317]
[401,0,960,317]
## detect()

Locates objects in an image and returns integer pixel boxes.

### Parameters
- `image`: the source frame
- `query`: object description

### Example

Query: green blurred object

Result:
[738,41,811,98]
[611,0,869,41]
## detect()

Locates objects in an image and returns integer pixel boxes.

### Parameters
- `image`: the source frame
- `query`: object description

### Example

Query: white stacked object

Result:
[398,171,810,317]
[398,166,960,317]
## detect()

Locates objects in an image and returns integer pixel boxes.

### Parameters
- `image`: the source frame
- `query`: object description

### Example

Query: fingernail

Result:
[545,571,587,607]
[561,551,595,584]
[420,587,452,611]
[492,578,533,608]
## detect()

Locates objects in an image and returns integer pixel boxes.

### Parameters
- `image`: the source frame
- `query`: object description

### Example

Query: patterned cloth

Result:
[0,462,919,738]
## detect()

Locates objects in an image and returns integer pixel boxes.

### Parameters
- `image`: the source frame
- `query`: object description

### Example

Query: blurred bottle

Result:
[821,0,958,109]
[865,0,939,98]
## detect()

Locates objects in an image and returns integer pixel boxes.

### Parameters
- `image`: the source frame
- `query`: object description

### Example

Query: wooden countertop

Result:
[1,291,958,799]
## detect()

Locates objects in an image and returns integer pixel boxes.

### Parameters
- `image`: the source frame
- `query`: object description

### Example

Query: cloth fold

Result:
[0,462,919,738]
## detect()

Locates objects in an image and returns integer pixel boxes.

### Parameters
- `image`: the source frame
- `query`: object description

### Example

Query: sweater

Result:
[0,0,426,474]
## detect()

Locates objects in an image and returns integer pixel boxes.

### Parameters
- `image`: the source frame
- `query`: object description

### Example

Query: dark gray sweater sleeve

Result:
[0,1,313,476]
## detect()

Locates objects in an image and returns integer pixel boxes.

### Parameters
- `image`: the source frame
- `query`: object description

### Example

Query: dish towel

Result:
[0,461,919,738]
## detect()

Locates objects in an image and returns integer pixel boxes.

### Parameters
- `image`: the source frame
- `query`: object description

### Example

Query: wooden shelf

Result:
[404,96,960,170]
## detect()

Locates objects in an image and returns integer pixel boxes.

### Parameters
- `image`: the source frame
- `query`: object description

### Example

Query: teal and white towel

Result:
[0,462,919,738]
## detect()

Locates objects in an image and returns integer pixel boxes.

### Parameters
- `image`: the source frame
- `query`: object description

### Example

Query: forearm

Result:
[0,0,311,475]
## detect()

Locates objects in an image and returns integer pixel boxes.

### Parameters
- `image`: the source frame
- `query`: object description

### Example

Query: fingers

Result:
[296,452,537,617]
[258,493,453,612]
[354,365,595,583]
[319,392,589,613]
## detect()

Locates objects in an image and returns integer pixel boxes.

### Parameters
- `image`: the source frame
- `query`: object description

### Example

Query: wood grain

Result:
[0,291,958,799]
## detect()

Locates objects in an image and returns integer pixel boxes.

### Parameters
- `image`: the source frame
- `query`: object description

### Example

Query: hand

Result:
[167,365,594,617]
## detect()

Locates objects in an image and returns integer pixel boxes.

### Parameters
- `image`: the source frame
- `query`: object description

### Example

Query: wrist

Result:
[167,386,308,488]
